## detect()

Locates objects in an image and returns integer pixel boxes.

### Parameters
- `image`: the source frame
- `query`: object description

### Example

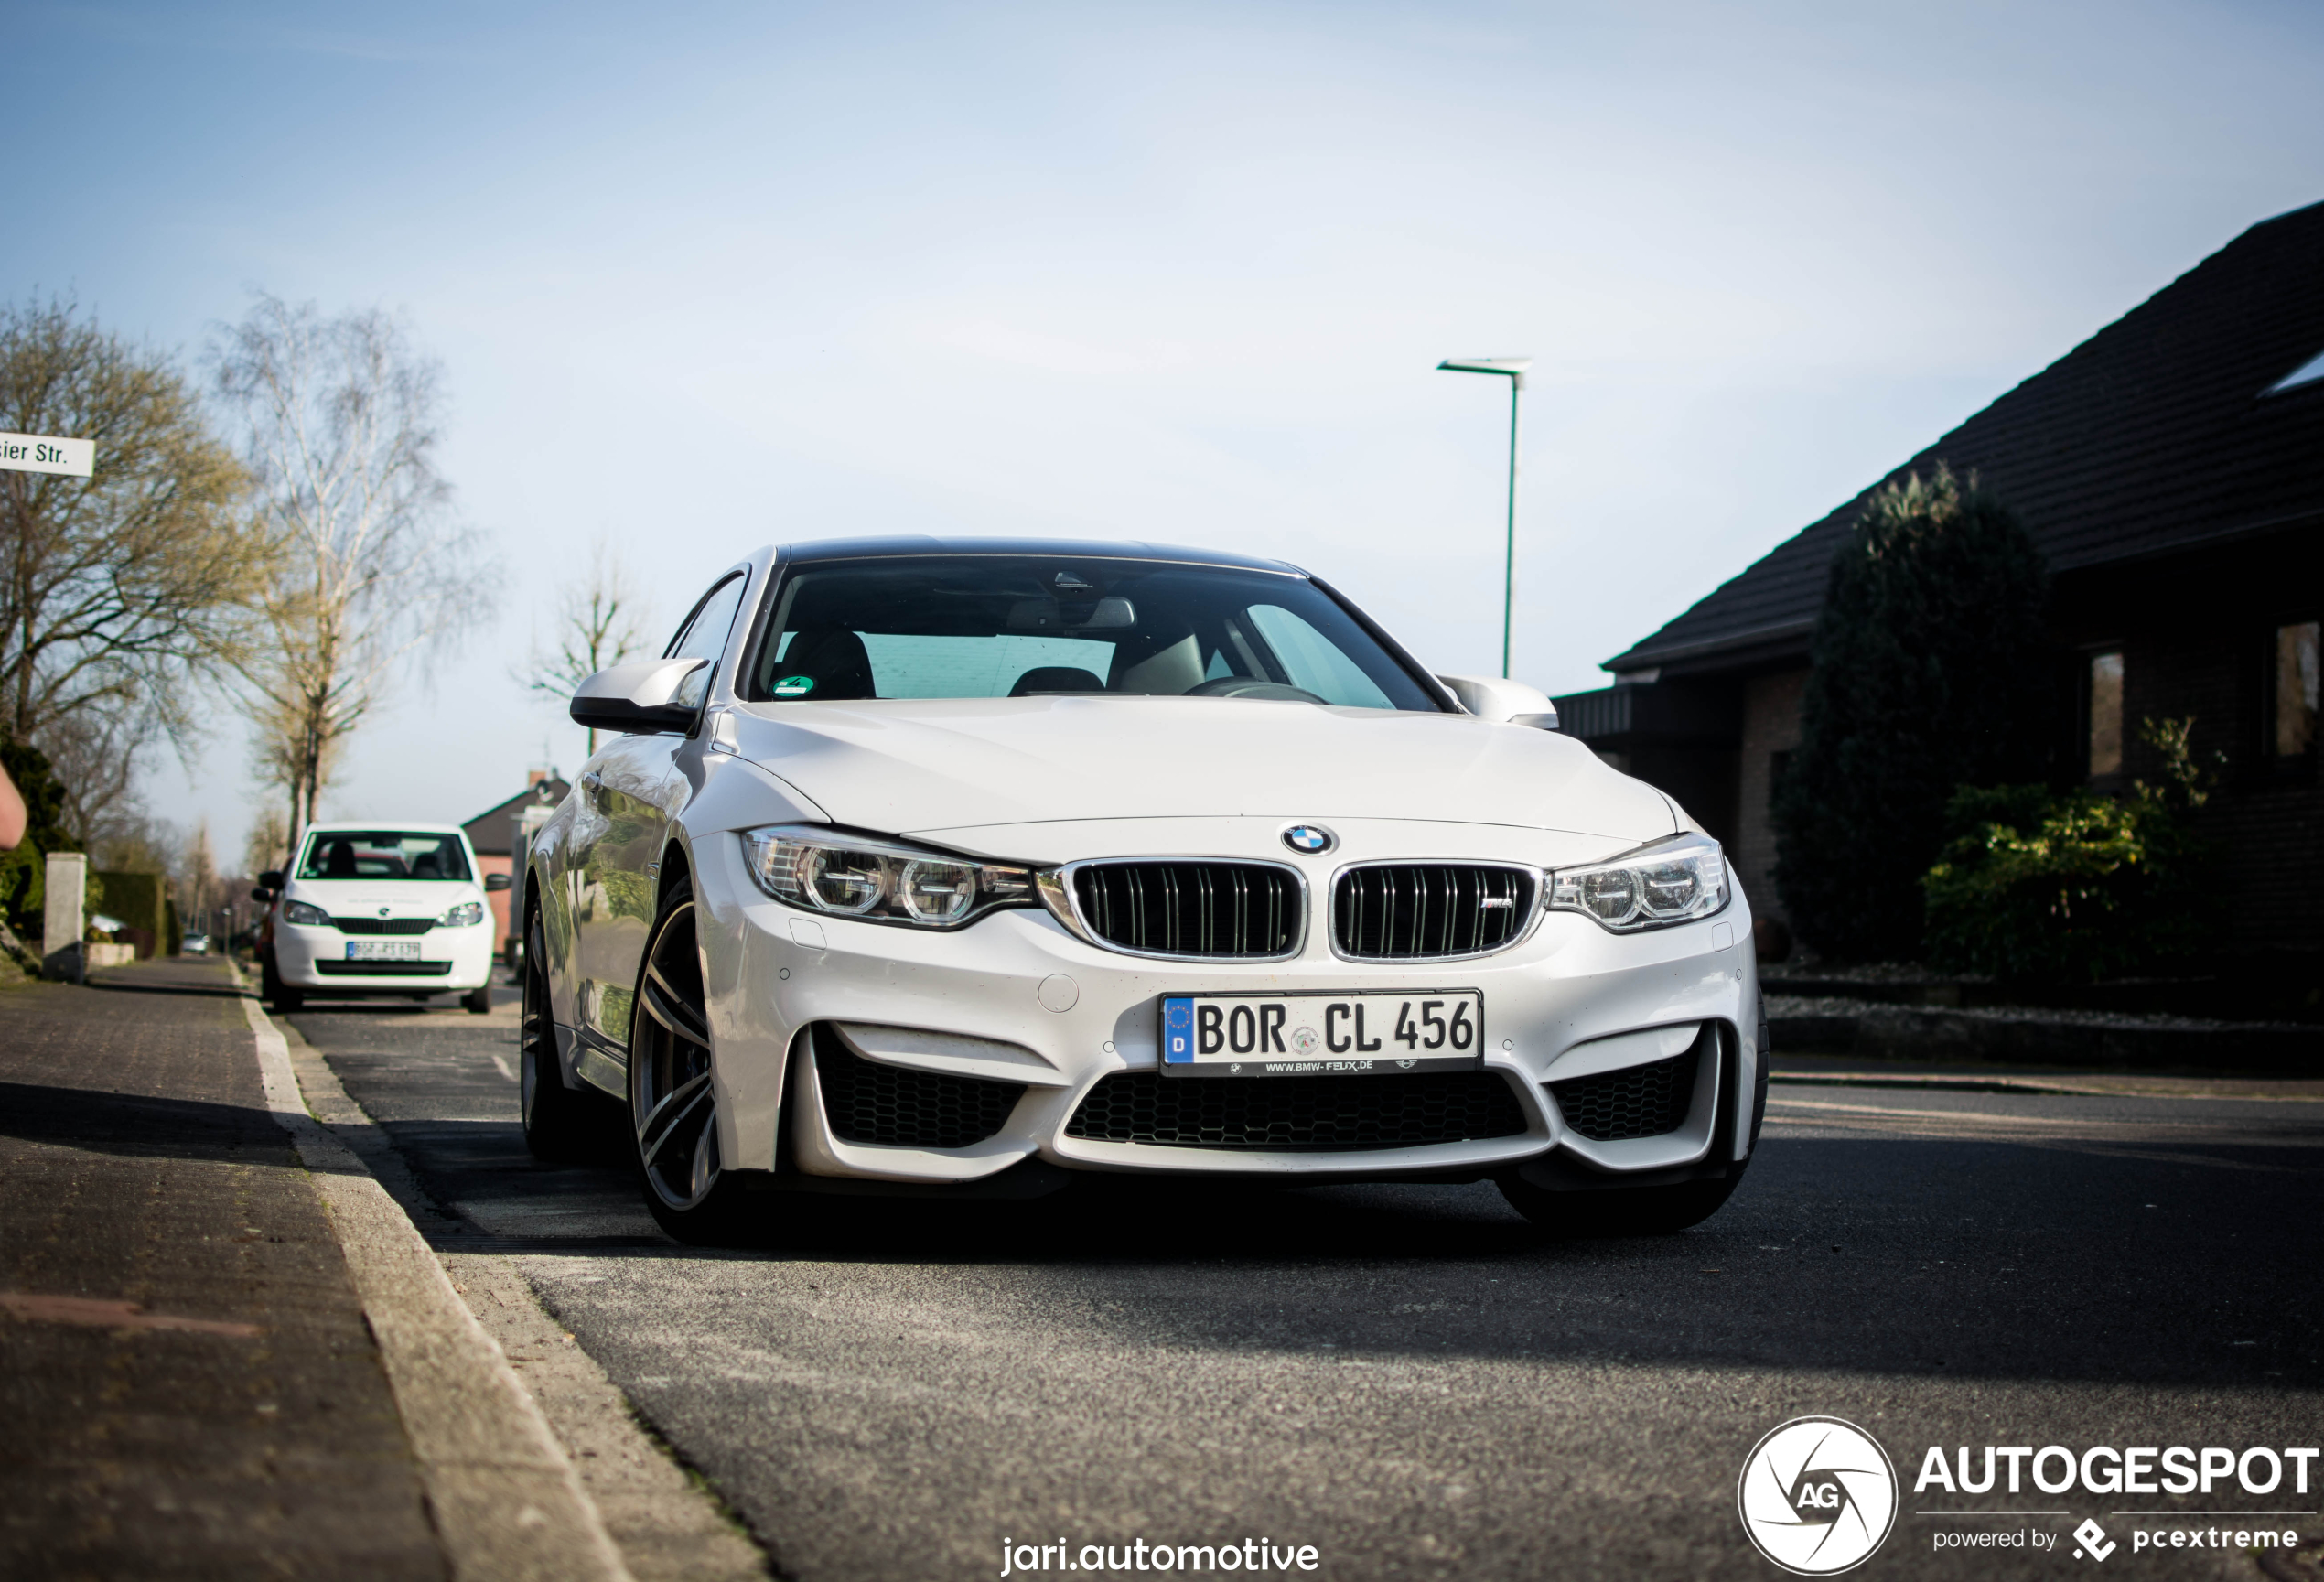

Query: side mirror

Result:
[484,873,512,892]
[570,656,712,735]
[1436,674,1560,731]
[259,870,285,891]
[250,888,274,904]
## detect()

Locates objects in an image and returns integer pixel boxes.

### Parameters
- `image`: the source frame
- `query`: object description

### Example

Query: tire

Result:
[1499,1168,1743,1238]
[462,984,493,1015]
[520,909,600,1162]
[627,877,750,1243]
[263,952,305,1013]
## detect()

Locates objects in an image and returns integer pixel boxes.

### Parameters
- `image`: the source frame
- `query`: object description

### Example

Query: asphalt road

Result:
[286,989,2324,1582]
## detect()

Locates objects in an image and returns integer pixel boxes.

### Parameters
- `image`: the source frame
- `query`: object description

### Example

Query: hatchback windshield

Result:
[296,831,474,882]
[749,557,1438,710]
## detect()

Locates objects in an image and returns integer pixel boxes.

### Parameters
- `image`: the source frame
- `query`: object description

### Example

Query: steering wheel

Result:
[1184,677,1328,704]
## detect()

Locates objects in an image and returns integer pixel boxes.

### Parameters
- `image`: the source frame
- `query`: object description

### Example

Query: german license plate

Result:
[1158,990,1484,1078]
[346,940,422,962]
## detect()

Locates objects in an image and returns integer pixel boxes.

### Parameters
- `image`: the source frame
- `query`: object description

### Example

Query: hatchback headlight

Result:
[1547,833,1731,933]
[742,825,1038,929]
[283,899,332,928]
[440,901,485,928]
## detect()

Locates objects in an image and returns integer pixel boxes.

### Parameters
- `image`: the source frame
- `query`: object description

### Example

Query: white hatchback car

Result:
[523,539,1766,1243]
[261,822,505,1013]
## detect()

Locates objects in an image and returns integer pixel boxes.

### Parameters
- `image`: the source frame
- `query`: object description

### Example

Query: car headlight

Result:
[283,899,332,928]
[1546,833,1731,933]
[743,825,1038,929]
[440,901,485,928]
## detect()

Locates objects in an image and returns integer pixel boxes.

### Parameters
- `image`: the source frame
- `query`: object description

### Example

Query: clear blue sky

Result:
[7,0,2321,863]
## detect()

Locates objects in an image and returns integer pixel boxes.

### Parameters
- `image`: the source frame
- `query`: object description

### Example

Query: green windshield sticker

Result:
[773,675,816,697]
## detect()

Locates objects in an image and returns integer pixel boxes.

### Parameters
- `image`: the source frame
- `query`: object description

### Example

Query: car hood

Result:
[724,696,1676,845]
[282,878,481,919]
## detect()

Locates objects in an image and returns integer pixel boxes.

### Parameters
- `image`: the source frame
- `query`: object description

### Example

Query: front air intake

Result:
[812,1026,1025,1149]
[1331,864,1535,960]
[1064,1069,1527,1151]
[1070,862,1300,960]
[314,960,453,976]
[1549,1043,1702,1141]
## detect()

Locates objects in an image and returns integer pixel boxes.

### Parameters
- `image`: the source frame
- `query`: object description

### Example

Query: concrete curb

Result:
[1770,1065,2324,1101]
[239,988,637,1582]
[1770,1003,2320,1073]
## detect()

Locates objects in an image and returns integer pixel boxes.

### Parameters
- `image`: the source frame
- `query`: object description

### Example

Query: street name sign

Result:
[0,432,94,477]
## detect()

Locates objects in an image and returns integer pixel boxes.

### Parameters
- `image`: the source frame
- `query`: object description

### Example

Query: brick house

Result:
[462,772,571,955]
[1555,199,2324,955]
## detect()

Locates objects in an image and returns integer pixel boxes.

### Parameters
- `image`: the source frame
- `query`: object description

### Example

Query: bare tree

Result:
[177,819,217,926]
[242,683,346,835]
[0,297,266,783]
[515,536,655,754]
[36,705,155,854]
[242,808,288,877]
[211,295,494,845]
[89,815,178,876]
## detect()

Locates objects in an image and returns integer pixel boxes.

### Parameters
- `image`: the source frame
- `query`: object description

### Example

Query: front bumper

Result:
[689,832,1763,1188]
[274,924,496,992]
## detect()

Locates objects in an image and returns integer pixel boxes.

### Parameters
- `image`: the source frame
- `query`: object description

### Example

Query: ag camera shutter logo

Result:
[1737,1416,1899,1575]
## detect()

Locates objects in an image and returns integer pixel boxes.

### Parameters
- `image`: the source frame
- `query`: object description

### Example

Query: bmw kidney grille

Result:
[1331,864,1535,960]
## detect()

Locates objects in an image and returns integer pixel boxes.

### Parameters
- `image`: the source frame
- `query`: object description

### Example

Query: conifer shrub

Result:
[1771,466,2054,961]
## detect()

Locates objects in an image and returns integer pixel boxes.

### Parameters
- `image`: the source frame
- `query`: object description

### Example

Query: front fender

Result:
[667,753,828,1174]
[527,793,585,1044]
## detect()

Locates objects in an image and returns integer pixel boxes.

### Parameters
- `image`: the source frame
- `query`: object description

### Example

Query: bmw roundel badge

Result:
[1282,823,1336,856]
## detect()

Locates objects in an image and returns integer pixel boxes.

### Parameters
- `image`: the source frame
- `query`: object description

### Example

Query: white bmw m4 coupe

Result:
[524,539,1766,1242]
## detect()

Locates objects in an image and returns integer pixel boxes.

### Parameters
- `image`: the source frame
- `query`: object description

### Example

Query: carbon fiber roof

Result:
[772,536,1304,576]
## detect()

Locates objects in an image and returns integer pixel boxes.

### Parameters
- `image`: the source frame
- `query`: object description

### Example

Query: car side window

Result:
[666,573,748,666]
[660,573,749,719]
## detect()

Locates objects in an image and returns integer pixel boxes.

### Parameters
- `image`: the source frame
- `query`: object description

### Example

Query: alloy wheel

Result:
[520,914,554,1128]
[631,891,720,1211]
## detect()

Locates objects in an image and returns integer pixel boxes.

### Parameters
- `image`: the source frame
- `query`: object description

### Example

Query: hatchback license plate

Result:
[346,941,422,962]
[1159,990,1484,1078]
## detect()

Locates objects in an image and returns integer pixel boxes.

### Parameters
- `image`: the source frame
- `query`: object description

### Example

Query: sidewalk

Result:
[0,957,441,1578]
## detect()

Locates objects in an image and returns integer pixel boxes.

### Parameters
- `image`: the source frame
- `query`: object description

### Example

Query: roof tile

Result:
[1606,199,2324,674]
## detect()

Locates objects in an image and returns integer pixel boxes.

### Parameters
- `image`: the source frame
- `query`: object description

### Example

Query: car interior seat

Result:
[411,851,443,879]
[324,841,359,877]
[775,629,877,700]
[1007,666,1108,695]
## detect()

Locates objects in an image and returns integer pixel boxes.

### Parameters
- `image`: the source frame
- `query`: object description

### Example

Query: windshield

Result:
[748,556,1438,710]
[296,831,474,882]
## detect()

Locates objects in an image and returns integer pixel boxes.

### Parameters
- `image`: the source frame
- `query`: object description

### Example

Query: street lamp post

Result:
[1436,357,1532,679]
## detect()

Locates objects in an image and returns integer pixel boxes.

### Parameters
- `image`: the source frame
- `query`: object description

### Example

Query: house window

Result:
[2277,621,2319,758]
[2087,651,2125,779]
